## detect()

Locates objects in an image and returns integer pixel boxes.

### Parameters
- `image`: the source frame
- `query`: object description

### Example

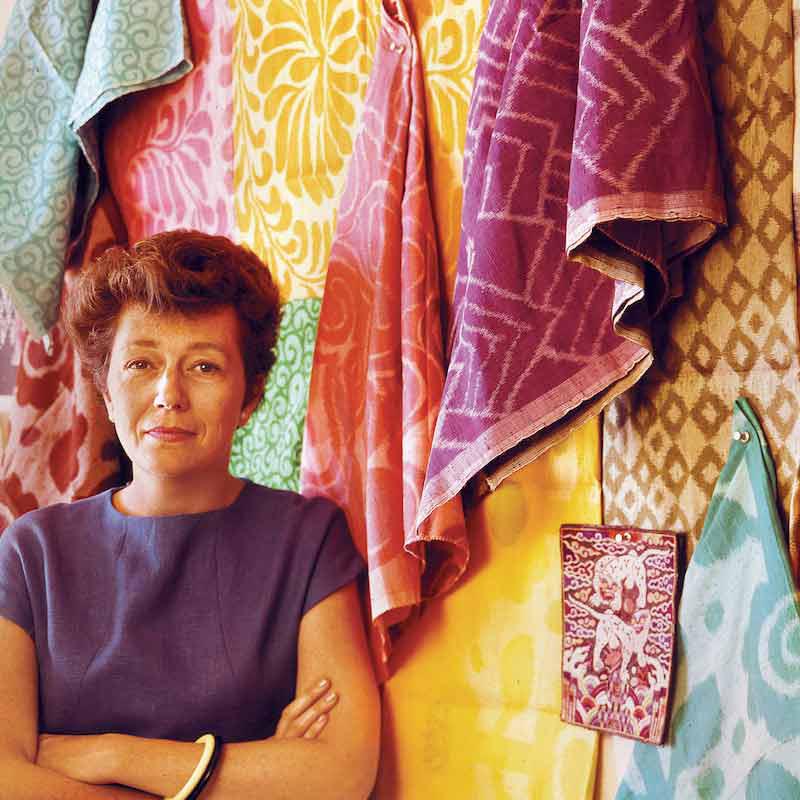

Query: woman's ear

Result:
[240,380,265,427]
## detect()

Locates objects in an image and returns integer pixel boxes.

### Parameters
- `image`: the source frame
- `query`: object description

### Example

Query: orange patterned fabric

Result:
[301,0,467,673]
[0,193,126,529]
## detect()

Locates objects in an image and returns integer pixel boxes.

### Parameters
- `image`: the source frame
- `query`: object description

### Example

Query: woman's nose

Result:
[154,368,187,410]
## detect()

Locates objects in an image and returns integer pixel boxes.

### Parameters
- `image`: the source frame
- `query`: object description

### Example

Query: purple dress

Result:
[0,481,364,742]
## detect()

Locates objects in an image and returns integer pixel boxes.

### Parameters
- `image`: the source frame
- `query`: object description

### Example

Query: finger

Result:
[281,678,331,722]
[303,713,328,739]
[294,690,338,731]
[283,690,338,739]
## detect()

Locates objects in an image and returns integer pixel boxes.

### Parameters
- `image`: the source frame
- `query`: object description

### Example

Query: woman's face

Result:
[103,304,257,486]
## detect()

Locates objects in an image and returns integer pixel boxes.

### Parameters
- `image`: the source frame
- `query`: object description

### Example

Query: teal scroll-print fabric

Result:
[68,0,191,233]
[70,0,189,131]
[0,0,92,335]
[0,0,190,337]
[230,298,321,492]
[617,397,800,799]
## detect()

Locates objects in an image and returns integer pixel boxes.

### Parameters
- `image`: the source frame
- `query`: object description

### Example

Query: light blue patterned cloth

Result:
[0,0,190,336]
[617,397,800,799]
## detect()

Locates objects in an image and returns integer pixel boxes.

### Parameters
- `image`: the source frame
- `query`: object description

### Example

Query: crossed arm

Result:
[0,582,380,799]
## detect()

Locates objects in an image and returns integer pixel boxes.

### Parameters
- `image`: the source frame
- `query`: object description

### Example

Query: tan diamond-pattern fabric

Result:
[603,0,800,573]
[790,0,800,575]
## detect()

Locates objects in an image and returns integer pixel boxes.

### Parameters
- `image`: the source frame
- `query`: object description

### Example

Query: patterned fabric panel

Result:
[0,192,126,529]
[230,0,379,300]
[69,0,191,247]
[70,0,190,131]
[0,0,191,337]
[376,422,600,800]
[790,0,800,578]
[301,0,467,673]
[603,0,800,569]
[618,398,800,799]
[420,0,723,531]
[566,0,725,337]
[403,0,489,317]
[104,0,233,241]
[0,0,92,336]
[230,298,320,492]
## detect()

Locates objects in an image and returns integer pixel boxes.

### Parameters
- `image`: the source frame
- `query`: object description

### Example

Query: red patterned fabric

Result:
[418,0,725,524]
[301,0,467,674]
[560,525,680,744]
[0,193,126,529]
[104,0,234,240]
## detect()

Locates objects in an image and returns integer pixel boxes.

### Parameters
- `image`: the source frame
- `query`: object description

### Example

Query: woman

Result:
[0,231,380,798]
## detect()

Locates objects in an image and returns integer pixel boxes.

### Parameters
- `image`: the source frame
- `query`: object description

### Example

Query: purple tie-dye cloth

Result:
[417,0,724,525]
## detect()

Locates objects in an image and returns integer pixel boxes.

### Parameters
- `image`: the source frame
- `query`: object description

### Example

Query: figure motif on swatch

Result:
[560,526,680,744]
[571,598,652,686]
[589,549,665,612]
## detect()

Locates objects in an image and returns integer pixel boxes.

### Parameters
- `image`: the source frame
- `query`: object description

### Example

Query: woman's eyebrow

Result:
[122,340,228,353]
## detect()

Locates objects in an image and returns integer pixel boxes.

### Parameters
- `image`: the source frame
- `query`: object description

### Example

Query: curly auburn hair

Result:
[65,230,281,407]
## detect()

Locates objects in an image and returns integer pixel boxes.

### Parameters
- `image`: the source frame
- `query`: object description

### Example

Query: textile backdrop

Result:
[0,191,126,526]
[602,0,800,574]
[418,0,725,540]
[300,0,469,673]
[5,0,787,795]
[0,0,191,337]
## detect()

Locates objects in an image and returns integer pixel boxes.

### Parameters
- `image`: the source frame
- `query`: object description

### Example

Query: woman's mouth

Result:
[145,427,195,442]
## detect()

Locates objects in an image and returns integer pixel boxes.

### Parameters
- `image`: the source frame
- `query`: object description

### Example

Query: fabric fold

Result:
[301,0,467,673]
[567,0,725,334]
[418,0,724,525]
[0,0,190,337]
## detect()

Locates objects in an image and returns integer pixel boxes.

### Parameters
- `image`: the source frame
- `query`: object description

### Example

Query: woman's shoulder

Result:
[233,482,349,544]
[1,490,114,551]
[239,481,344,519]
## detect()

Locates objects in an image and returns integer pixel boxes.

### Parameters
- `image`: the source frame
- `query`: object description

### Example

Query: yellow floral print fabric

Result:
[230,0,379,300]
[375,422,600,799]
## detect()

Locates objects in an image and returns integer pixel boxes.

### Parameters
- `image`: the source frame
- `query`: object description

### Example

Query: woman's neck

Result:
[112,472,246,516]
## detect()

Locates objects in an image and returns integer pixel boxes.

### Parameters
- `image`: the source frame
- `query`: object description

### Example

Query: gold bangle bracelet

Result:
[164,734,217,800]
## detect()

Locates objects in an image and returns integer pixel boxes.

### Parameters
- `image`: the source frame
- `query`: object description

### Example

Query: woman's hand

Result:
[274,677,339,740]
[36,733,110,784]
[34,677,339,786]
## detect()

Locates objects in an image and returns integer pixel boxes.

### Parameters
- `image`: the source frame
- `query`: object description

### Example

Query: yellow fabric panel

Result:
[229,0,379,300]
[376,420,600,799]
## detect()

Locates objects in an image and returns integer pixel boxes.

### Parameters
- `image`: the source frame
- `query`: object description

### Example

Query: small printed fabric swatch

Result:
[617,398,800,799]
[560,524,681,744]
[229,298,320,492]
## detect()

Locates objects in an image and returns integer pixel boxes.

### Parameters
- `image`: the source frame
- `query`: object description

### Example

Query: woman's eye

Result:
[194,361,220,373]
[125,359,150,370]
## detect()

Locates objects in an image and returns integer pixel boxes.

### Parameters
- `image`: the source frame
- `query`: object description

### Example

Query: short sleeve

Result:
[0,525,35,637]
[302,506,365,616]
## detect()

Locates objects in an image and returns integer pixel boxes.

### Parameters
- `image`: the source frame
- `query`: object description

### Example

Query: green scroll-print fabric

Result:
[0,0,190,336]
[230,298,321,491]
[618,398,800,799]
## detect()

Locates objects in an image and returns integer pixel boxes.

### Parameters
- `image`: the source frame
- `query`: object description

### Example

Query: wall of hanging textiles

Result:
[1,0,799,797]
